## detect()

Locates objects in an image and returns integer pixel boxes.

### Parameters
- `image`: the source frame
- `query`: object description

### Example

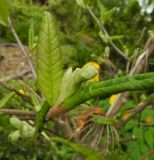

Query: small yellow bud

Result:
[109,94,117,105]
[18,89,25,95]
[83,61,100,82]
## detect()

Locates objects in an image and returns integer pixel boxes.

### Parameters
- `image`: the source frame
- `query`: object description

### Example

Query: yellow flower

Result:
[83,61,99,82]
[18,89,25,95]
[145,116,152,123]
[109,94,117,105]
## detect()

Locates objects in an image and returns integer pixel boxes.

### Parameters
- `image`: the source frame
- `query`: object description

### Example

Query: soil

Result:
[0,45,33,78]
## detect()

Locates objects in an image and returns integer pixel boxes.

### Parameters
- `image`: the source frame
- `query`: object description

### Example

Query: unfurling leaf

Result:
[37,12,63,106]
[55,64,98,107]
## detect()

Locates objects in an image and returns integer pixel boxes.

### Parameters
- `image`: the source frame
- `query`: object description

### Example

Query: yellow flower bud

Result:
[18,89,25,95]
[83,61,100,82]
[109,94,117,105]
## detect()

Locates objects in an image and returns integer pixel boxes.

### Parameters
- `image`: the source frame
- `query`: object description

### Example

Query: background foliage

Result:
[0,0,154,160]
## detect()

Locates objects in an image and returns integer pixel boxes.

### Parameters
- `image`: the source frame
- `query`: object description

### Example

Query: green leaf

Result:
[30,93,42,112]
[126,141,140,160]
[0,0,9,26]
[0,92,15,108]
[133,127,144,143]
[35,101,50,135]
[144,129,153,149]
[140,143,149,154]
[28,22,36,52]
[51,136,104,160]
[36,12,63,106]
[99,2,116,24]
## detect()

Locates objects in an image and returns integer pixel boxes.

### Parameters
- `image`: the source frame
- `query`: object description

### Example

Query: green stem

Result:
[35,101,50,136]
[90,72,154,89]
[62,73,154,110]
[51,136,103,160]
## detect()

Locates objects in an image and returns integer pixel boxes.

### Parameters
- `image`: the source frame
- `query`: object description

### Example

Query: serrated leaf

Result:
[0,92,15,108]
[144,129,153,149]
[37,12,63,106]
[0,0,9,26]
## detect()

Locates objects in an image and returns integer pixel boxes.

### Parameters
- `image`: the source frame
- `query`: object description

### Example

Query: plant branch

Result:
[0,109,36,117]
[0,69,31,83]
[106,37,154,117]
[87,6,130,61]
[0,81,32,104]
[119,135,136,144]
[7,17,36,79]
[62,74,154,110]
[47,73,154,118]
[140,148,154,160]
[117,99,154,129]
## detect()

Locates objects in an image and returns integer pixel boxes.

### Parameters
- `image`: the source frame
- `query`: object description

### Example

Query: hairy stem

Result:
[61,73,154,110]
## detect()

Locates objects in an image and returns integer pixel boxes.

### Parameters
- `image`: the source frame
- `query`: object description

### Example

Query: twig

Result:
[119,135,136,144]
[18,79,42,101]
[17,116,36,120]
[124,122,154,127]
[102,26,130,61]
[136,27,146,45]
[0,109,36,117]
[140,149,154,160]
[58,114,74,138]
[106,92,129,118]
[87,6,130,61]
[117,100,154,129]
[0,81,32,104]
[0,42,28,48]
[7,17,36,79]
[0,69,31,83]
